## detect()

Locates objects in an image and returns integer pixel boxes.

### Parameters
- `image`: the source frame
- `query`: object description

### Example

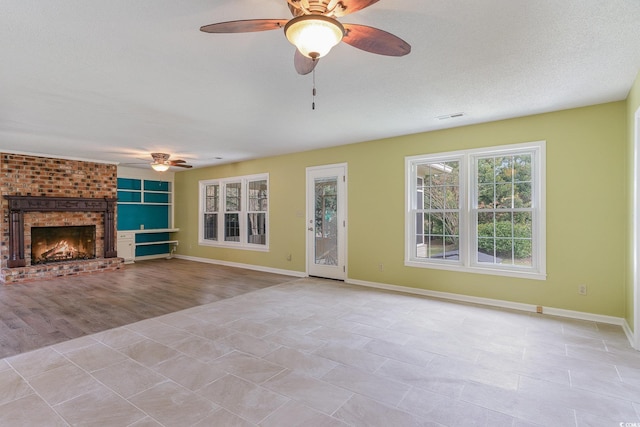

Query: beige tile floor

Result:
[1,277,639,426]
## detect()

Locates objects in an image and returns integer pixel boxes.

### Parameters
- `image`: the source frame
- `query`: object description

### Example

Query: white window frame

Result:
[199,173,269,251]
[405,141,546,280]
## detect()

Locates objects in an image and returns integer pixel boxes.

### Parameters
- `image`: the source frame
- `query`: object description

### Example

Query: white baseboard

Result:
[542,306,626,326]
[622,320,637,349]
[346,278,627,327]
[347,278,537,312]
[173,254,306,278]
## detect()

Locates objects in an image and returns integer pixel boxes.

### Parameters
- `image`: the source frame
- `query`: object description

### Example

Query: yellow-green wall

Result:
[626,71,640,331]
[175,101,627,317]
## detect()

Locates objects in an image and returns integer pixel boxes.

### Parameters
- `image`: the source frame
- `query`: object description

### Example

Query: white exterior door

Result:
[306,164,347,280]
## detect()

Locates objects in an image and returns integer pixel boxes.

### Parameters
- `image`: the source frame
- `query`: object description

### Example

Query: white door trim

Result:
[634,107,640,349]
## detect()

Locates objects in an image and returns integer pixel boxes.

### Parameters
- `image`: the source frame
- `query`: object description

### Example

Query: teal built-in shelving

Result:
[117,178,176,258]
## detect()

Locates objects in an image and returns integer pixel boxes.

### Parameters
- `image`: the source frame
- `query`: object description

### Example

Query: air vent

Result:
[436,112,465,120]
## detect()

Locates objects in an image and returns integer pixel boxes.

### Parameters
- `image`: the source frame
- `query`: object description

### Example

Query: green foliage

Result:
[477,221,532,259]
[420,161,460,238]
[418,155,535,261]
[315,181,337,237]
[476,154,532,209]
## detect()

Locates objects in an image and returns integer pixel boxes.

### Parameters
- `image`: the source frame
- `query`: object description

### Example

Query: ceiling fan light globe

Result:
[151,163,170,172]
[285,15,344,59]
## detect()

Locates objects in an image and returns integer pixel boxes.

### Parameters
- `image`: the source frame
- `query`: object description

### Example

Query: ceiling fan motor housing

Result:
[151,153,170,163]
[287,0,347,17]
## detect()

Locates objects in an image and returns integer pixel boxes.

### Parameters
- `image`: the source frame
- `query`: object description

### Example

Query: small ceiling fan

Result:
[200,0,411,75]
[150,153,193,172]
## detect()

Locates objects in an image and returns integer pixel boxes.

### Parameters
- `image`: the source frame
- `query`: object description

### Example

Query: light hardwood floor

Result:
[0,258,296,359]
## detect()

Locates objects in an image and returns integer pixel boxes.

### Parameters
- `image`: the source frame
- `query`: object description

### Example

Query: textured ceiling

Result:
[2,0,640,169]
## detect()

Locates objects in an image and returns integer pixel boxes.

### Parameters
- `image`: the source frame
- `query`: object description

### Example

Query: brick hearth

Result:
[0,258,123,284]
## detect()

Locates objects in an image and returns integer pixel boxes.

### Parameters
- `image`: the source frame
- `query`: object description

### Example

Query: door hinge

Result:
[343,220,345,227]
[343,266,345,272]
[342,175,345,182]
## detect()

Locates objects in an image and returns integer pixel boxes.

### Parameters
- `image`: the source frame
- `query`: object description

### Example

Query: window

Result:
[406,141,545,279]
[199,174,268,250]
[203,183,219,240]
[247,179,268,245]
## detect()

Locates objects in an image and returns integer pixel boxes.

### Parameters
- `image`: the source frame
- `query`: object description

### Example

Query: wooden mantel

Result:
[4,195,118,268]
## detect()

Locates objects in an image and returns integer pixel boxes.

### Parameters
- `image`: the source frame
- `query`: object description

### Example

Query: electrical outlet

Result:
[378,263,384,272]
[578,284,587,296]
[286,253,292,261]
[536,305,543,314]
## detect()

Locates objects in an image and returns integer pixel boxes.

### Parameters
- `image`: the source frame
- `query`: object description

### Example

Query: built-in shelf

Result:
[124,228,179,234]
[128,229,179,247]
[136,240,179,246]
[116,228,179,263]
[117,176,175,260]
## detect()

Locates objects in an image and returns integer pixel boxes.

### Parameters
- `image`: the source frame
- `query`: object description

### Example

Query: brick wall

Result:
[0,153,116,199]
[0,153,120,282]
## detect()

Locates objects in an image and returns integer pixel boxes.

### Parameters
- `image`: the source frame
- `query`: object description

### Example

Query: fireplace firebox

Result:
[31,225,96,265]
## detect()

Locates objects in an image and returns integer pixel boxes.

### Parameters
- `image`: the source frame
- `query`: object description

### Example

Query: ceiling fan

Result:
[150,153,193,172]
[200,0,411,75]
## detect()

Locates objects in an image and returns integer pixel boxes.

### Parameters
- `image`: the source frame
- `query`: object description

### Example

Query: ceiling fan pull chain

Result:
[312,67,317,110]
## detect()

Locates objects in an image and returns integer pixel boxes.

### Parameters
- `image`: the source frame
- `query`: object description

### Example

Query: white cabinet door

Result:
[117,232,135,264]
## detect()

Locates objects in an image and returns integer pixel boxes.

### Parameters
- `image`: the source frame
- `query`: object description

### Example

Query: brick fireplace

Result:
[1,153,123,283]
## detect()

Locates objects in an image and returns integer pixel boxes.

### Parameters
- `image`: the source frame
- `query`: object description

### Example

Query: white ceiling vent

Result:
[436,112,465,120]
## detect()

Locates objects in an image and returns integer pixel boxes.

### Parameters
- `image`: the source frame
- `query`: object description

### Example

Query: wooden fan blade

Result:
[334,0,380,17]
[342,24,411,56]
[200,19,288,33]
[172,163,193,168]
[294,49,318,75]
[169,159,186,164]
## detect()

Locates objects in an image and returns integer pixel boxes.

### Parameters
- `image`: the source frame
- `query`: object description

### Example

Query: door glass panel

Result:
[314,177,338,266]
